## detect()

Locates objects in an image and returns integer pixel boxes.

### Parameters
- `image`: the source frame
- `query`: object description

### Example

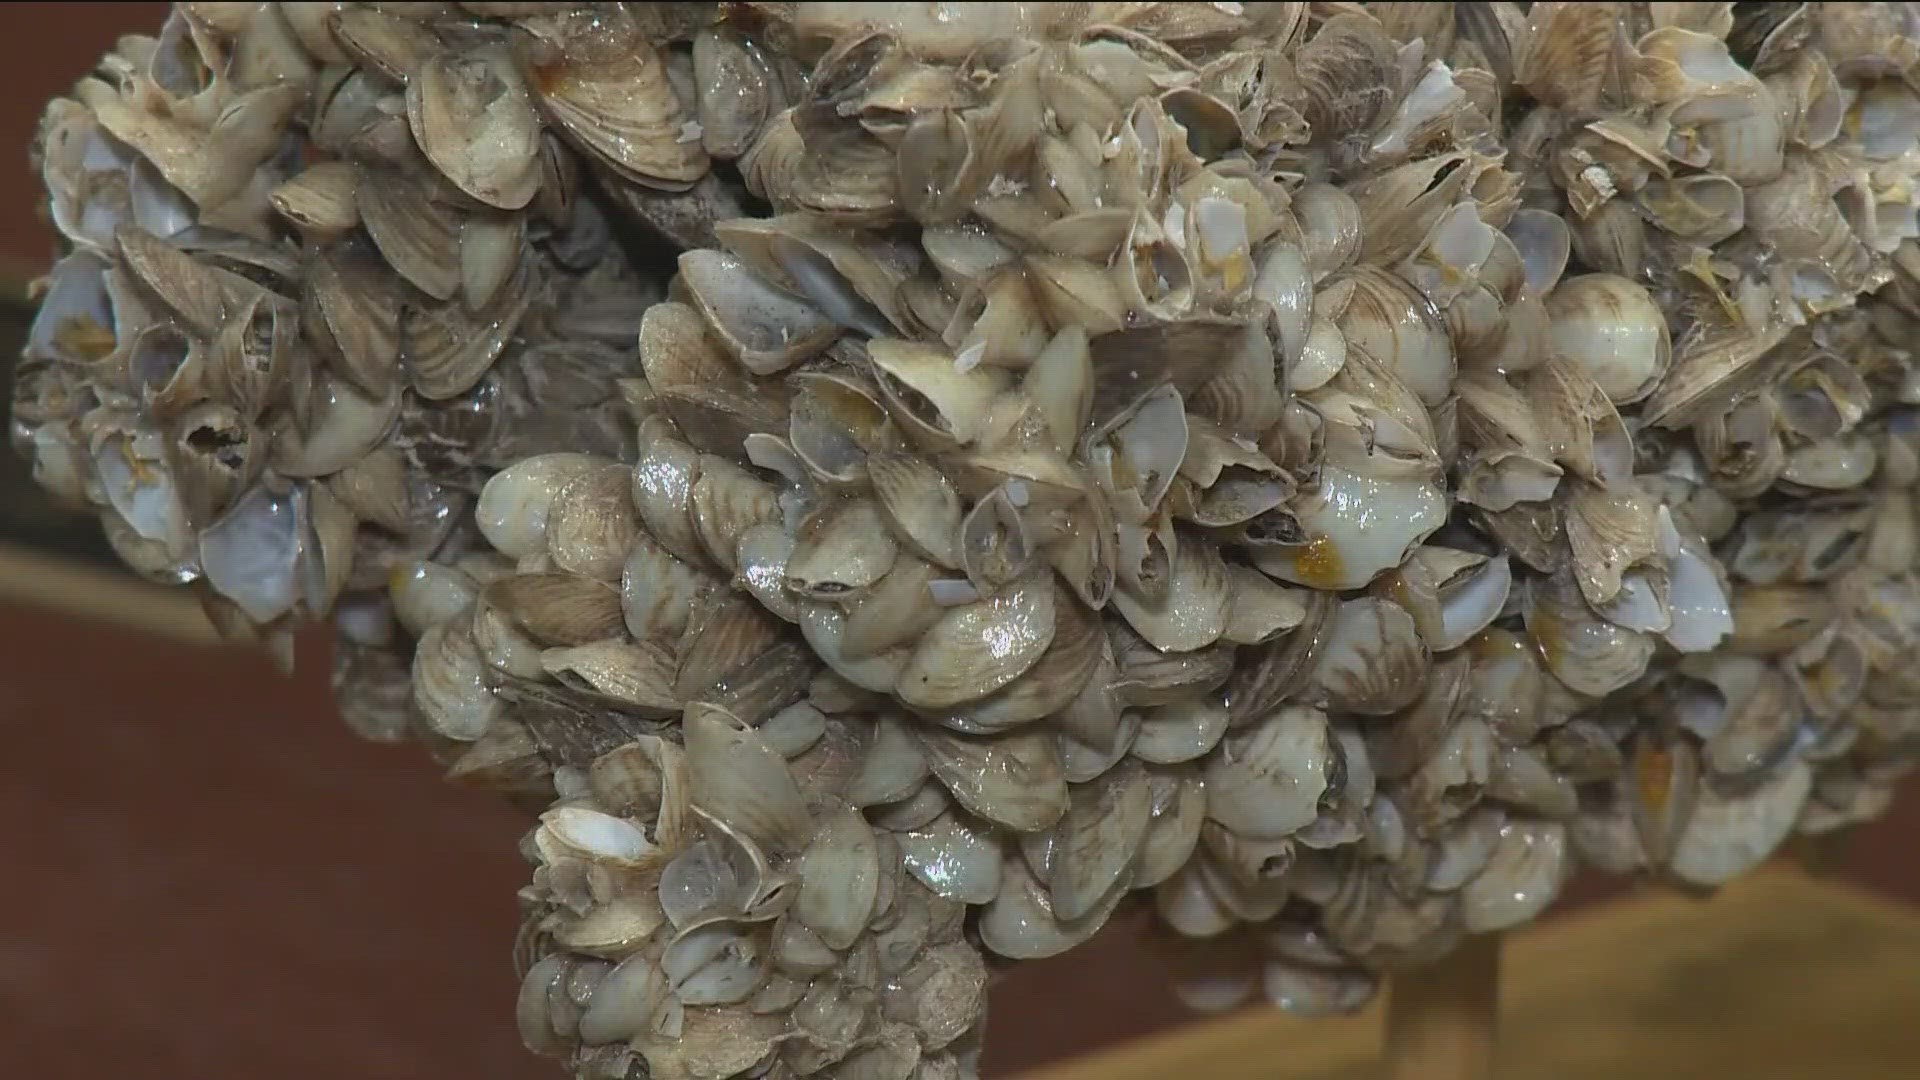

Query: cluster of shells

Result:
[16,2,1920,1078]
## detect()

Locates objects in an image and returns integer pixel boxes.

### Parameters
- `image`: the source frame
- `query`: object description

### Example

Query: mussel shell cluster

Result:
[15,4,1920,1080]
[17,0,674,685]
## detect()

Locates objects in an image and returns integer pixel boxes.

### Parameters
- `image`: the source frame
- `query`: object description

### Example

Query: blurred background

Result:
[1,5,1917,1080]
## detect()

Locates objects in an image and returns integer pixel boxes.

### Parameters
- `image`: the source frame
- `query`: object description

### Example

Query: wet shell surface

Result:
[18,3,1920,1078]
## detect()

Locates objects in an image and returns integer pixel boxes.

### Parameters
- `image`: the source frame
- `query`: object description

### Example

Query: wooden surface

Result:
[0,541,218,646]
[1381,932,1499,1080]
[1022,869,1920,1080]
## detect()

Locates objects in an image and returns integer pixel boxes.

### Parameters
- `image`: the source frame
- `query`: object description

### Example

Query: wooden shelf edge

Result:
[0,540,222,646]
[1019,867,1920,1080]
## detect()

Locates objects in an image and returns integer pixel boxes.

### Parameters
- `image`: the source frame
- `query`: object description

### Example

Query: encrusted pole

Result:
[18,4,1920,1079]
[1382,933,1501,1080]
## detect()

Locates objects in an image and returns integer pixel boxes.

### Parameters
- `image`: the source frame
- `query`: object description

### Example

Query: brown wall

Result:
[1,6,1916,1080]
[0,4,168,277]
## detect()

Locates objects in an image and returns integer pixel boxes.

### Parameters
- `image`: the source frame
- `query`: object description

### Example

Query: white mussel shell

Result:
[269,375,404,479]
[390,560,478,637]
[684,706,811,855]
[1250,463,1446,591]
[914,727,1068,834]
[784,499,898,597]
[1111,532,1231,653]
[898,810,1004,906]
[1136,767,1205,889]
[1426,550,1513,652]
[661,920,771,1006]
[1133,698,1231,766]
[1424,808,1507,893]
[1524,571,1656,698]
[794,805,881,950]
[1663,514,1734,653]
[1046,760,1153,922]
[576,954,671,1046]
[1545,274,1672,405]
[679,249,838,376]
[868,337,1009,450]
[1261,959,1376,1018]
[898,571,1056,709]
[28,251,118,365]
[1085,383,1189,525]
[978,853,1126,961]
[406,47,542,209]
[847,714,931,809]
[1459,817,1569,932]
[868,452,965,569]
[199,482,300,624]
[1322,266,1455,407]
[625,534,721,641]
[1502,208,1569,299]
[541,640,680,715]
[1668,760,1813,886]
[1307,597,1429,716]
[517,6,707,190]
[1204,705,1330,841]
[799,601,910,694]
[411,617,500,741]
